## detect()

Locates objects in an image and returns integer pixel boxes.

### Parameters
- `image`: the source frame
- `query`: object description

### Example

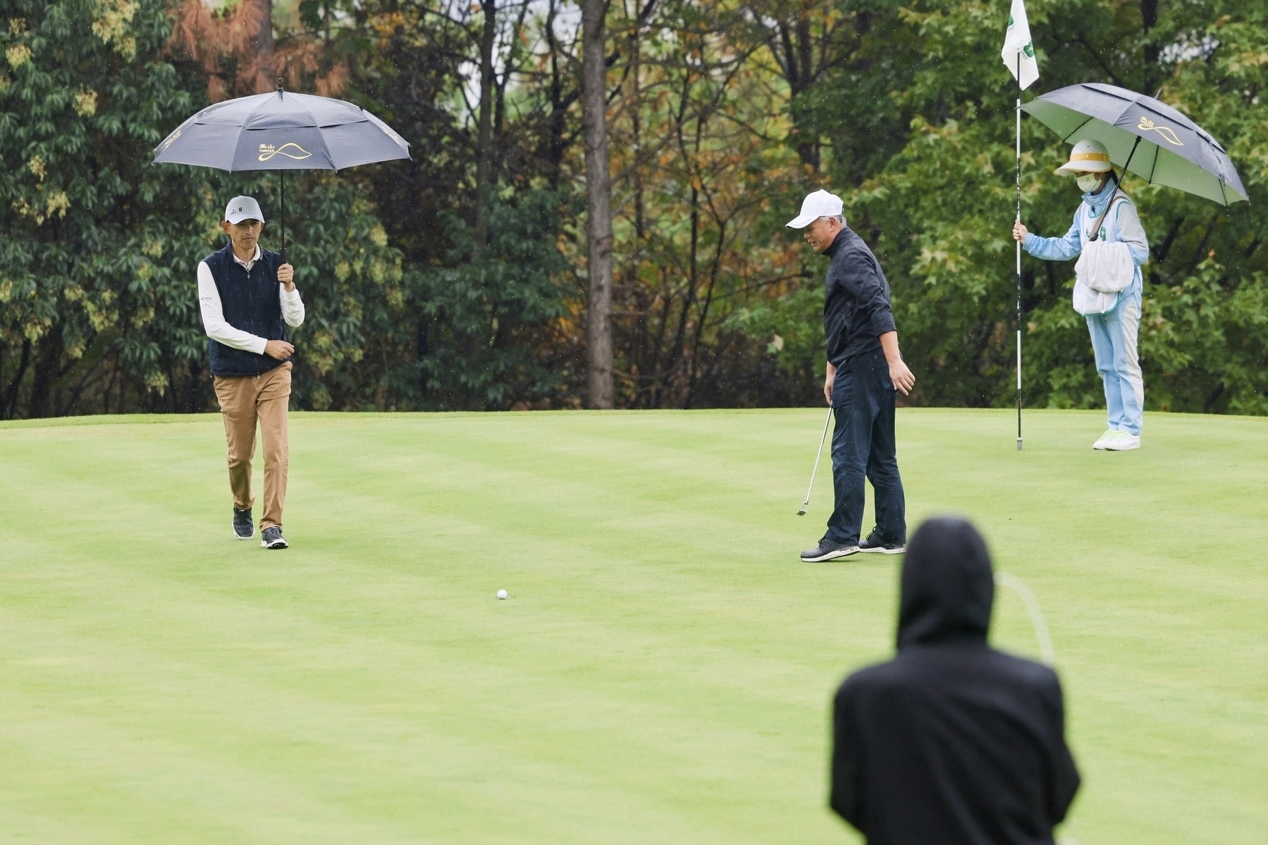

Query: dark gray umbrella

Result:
[1022,82,1247,206]
[153,86,411,254]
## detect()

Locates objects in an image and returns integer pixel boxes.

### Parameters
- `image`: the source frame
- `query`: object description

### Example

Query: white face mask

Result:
[1076,173,1103,193]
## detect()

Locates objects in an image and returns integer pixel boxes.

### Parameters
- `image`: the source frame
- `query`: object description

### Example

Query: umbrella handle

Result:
[1087,186,1118,243]
[280,170,287,261]
[277,85,289,268]
[1088,136,1141,242]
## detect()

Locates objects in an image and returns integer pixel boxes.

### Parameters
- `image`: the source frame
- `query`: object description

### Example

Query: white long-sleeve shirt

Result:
[197,245,305,354]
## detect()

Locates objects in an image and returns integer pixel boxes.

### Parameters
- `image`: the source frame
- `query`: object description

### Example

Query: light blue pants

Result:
[1086,288,1144,436]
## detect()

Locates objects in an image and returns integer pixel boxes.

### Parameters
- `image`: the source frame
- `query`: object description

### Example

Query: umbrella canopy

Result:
[153,87,410,256]
[1021,82,1247,206]
[153,87,410,172]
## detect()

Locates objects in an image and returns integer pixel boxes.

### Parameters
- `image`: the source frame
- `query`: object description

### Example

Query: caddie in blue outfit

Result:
[788,190,916,563]
[1014,139,1150,451]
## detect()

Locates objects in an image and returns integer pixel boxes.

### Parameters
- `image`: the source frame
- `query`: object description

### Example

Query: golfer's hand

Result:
[1013,221,1028,242]
[278,263,295,290]
[264,339,294,360]
[889,359,915,396]
[823,362,836,405]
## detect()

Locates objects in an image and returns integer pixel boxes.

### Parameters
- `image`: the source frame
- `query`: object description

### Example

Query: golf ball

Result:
[497,589,508,600]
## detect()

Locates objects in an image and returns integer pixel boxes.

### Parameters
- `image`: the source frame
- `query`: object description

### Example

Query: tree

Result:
[581,0,615,408]
[0,0,211,418]
[599,0,812,408]
[291,0,585,411]
[0,0,406,418]
[735,0,1268,416]
[4,0,1266,418]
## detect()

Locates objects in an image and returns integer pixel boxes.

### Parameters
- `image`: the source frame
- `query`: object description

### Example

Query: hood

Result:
[896,517,994,650]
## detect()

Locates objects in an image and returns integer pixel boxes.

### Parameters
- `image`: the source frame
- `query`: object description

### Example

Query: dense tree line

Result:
[2,0,1265,418]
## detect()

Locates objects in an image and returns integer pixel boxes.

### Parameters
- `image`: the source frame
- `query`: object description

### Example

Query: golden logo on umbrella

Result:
[258,142,313,162]
[160,129,182,150]
[1137,117,1183,146]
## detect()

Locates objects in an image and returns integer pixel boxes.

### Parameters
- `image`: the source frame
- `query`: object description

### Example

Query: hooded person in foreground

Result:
[830,517,1080,844]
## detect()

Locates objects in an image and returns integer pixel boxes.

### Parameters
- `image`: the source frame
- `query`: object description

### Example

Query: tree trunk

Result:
[475,0,498,244]
[791,16,819,170]
[771,9,821,171]
[245,0,276,93]
[1,339,32,419]
[27,327,63,419]
[582,0,614,409]
[1140,0,1159,94]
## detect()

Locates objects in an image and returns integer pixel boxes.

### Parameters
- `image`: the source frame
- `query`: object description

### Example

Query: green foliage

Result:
[3,0,1268,417]
[0,0,213,417]
[411,189,579,411]
[760,0,1268,416]
[0,1,408,417]
[725,282,824,396]
[267,175,406,412]
[295,1,582,411]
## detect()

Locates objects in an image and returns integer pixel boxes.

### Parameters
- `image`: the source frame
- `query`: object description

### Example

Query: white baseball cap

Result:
[786,189,844,229]
[224,195,265,224]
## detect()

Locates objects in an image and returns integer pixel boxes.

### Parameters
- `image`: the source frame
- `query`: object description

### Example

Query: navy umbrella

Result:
[1022,82,1247,206]
[153,86,411,256]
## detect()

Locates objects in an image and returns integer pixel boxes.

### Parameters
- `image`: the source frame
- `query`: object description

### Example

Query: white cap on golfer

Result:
[786,189,845,229]
[224,195,265,224]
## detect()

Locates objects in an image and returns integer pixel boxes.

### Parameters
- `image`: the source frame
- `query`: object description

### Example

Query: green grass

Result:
[1,408,1265,844]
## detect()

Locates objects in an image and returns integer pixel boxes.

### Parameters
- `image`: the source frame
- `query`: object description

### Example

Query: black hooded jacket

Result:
[830,518,1081,845]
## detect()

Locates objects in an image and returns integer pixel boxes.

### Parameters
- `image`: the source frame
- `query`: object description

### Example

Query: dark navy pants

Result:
[825,349,906,545]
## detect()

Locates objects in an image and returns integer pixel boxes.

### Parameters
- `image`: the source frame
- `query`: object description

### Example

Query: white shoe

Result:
[1092,429,1116,450]
[1104,431,1140,451]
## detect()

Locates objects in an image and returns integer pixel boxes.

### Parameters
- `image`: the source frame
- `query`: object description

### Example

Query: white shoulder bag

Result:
[1075,240,1135,293]
[1072,280,1119,316]
[1072,196,1134,315]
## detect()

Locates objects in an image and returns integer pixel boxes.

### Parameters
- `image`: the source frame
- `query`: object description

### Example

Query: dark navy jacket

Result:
[202,242,291,377]
[822,227,898,368]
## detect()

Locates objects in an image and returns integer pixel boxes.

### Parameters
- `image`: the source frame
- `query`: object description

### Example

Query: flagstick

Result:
[1015,56,1024,451]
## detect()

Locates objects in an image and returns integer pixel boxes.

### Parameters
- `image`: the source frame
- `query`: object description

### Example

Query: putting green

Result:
[0,409,1264,844]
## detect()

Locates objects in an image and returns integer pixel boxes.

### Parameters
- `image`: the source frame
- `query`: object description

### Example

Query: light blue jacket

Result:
[1023,180,1150,307]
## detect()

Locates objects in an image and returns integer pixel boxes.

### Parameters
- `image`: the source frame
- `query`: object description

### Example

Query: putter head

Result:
[796,507,807,516]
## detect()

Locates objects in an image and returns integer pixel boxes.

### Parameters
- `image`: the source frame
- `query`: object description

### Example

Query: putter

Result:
[797,407,833,515]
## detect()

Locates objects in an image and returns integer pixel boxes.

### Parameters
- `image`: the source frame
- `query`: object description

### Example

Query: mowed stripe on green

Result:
[0,409,1264,844]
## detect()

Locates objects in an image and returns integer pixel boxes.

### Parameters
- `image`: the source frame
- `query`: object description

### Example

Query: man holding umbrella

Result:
[154,86,411,547]
[197,196,305,549]
[1013,139,1149,451]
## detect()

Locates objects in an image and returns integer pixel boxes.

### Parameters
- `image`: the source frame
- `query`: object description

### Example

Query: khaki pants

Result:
[213,362,292,530]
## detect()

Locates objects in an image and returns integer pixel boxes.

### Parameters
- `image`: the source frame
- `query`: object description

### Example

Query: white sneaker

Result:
[1092,429,1116,450]
[1104,431,1141,451]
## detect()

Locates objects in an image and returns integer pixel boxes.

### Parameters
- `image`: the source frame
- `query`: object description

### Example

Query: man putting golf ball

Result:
[788,190,914,562]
